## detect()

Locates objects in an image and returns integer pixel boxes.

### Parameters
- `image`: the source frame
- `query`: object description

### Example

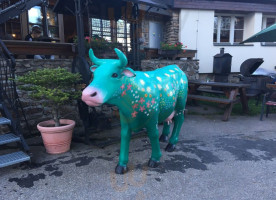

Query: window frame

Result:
[214,13,245,45]
[261,15,276,46]
[27,6,59,39]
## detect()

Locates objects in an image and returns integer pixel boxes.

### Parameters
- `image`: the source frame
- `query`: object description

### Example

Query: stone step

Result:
[0,133,20,145]
[0,151,30,168]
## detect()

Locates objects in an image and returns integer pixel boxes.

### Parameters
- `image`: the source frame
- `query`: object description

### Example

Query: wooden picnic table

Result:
[188,80,250,121]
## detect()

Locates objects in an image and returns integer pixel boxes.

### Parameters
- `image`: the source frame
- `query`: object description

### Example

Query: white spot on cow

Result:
[140,79,145,85]
[135,91,138,93]
[172,74,176,79]
[170,91,173,96]
[154,85,156,88]
[136,100,138,102]
[132,101,134,104]
[166,84,169,90]
[146,87,151,92]
[174,68,178,71]
[156,77,162,82]
[147,114,149,116]
[141,88,145,92]
[169,70,175,73]
[144,73,150,78]
[157,84,162,90]
[180,78,184,83]
[165,73,170,77]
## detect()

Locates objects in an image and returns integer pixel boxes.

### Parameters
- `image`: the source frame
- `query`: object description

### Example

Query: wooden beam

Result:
[3,40,76,56]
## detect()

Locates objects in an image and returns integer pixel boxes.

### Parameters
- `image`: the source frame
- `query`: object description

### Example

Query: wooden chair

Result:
[260,84,276,120]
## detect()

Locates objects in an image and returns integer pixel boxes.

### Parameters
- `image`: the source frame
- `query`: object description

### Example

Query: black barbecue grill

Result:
[239,58,274,97]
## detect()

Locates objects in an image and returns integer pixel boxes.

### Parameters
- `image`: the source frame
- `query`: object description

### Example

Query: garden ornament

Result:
[82,48,188,174]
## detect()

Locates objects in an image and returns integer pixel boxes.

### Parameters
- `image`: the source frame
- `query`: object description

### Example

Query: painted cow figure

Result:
[82,48,188,174]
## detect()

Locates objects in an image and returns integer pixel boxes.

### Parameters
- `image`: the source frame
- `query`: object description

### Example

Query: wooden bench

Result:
[188,94,237,104]
[188,80,250,121]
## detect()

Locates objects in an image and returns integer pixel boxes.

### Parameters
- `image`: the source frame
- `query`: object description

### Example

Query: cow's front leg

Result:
[147,123,162,168]
[115,114,131,174]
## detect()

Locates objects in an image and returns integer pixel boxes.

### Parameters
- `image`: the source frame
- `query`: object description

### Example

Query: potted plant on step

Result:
[17,67,81,154]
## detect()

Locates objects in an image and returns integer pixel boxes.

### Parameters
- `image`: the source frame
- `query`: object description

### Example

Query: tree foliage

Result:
[17,67,82,126]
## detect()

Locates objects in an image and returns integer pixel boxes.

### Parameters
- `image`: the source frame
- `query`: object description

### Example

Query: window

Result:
[214,15,244,44]
[117,19,131,51]
[28,6,59,38]
[0,2,21,40]
[90,18,131,51]
[91,18,112,41]
[262,16,276,45]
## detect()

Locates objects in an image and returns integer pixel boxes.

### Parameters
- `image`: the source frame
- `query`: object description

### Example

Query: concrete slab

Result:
[0,113,276,200]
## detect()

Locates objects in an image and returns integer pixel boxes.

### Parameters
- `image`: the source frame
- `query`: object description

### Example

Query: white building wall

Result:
[179,9,276,73]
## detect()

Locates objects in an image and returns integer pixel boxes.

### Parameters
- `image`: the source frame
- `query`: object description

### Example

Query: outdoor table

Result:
[188,80,250,121]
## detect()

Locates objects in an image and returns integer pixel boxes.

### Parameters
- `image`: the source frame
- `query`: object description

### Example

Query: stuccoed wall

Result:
[15,59,82,135]
[141,59,199,80]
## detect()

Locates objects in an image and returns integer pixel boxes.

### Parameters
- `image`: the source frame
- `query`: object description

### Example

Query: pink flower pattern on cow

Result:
[139,106,145,112]
[121,90,126,96]
[127,84,132,90]
[131,111,138,118]
[121,84,125,90]
[139,97,145,104]
[146,101,151,108]
[132,104,138,109]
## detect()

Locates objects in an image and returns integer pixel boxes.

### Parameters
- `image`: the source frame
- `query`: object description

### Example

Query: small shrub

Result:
[17,67,82,127]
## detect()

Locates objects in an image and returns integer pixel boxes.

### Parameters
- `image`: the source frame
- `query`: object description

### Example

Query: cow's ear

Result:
[122,67,136,78]
[90,65,98,72]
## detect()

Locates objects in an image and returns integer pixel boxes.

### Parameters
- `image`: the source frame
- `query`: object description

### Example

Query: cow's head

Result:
[82,48,136,107]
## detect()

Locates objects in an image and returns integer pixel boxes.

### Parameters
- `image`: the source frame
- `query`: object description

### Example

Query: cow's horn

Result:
[89,48,103,65]
[115,48,128,68]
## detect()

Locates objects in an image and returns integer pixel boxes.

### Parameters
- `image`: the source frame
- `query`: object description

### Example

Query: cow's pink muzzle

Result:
[82,86,103,107]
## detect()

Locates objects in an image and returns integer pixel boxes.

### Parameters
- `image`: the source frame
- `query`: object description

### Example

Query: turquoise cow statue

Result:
[82,48,188,174]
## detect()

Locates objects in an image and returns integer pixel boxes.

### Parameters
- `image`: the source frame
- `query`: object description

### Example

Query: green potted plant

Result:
[17,67,81,154]
[159,41,185,55]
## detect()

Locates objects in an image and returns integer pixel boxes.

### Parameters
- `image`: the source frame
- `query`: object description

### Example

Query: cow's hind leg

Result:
[165,86,187,152]
[165,109,185,152]
[159,122,170,142]
[147,124,162,168]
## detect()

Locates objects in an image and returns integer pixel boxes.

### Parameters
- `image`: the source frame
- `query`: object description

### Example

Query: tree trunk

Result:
[52,109,60,127]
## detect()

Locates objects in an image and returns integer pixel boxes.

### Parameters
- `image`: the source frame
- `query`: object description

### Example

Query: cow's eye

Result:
[112,73,118,78]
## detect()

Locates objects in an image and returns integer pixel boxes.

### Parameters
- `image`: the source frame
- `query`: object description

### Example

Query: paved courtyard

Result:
[0,111,276,200]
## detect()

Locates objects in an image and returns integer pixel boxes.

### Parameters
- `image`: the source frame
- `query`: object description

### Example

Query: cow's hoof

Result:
[115,165,128,174]
[165,143,176,152]
[159,134,168,142]
[148,159,159,168]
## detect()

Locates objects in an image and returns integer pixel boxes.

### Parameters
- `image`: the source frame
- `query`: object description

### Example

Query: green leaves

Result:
[161,42,185,50]
[17,67,82,108]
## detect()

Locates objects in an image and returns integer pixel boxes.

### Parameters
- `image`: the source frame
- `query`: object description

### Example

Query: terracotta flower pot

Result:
[37,119,75,154]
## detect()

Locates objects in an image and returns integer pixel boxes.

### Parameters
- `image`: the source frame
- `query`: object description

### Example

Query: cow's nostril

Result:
[90,92,97,97]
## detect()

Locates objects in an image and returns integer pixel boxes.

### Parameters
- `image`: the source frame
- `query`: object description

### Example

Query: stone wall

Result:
[141,59,199,80]
[14,59,82,135]
[164,10,180,44]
